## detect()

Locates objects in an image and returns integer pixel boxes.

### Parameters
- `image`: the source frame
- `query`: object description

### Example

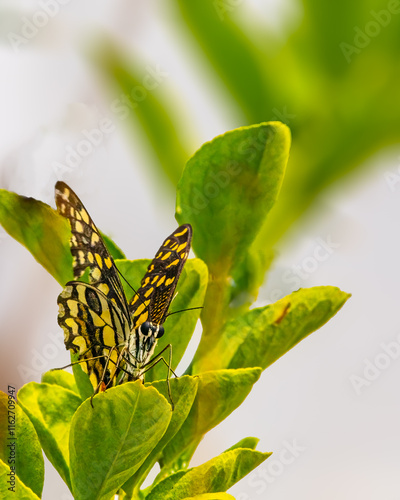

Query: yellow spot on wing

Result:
[138,311,149,324]
[165,277,175,287]
[81,210,90,224]
[151,276,159,284]
[104,257,112,268]
[98,283,110,295]
[72,336,87,353]
[92,268,101,281]
[134,302,147,316]
[89,372,98,387]
[144,287,154,298]
[164,239,171,246]
[177,243,187,253]
[75,221,83,233]
[156,275,166,286]
[92,232,100,244]
[67,299,78,317]
[174,227,188,237]
[143,277,150,286]
[66,318,79,334]
[95,254,103,268]
[90,310,104,327]
[103,326,115,347]
[166,259,180,268]
[88,252,94,263]
[161,251,172,260]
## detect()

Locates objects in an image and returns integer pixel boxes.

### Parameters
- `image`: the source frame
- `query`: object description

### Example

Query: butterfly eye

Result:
[156,325,165,338]
[140,321,152,336]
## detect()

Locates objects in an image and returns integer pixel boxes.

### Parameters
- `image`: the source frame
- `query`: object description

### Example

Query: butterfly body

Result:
[55,181,191,393]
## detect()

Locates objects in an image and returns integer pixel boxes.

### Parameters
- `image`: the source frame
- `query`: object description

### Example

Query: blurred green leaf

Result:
[0,190,73,285]
[148,447,271,500]
[0,392,44,498]
[69,381,171,500]
[0,189,126,287]
[0,460,40,500]
[123,376,198,495]
[192,286,350,374]
[161,368,261,468]
[174,0,272,123]
[18,382,82,489]
[116,258,208,382]
[91,42,190,185]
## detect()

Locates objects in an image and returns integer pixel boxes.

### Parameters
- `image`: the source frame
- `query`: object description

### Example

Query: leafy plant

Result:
[0,122,349,499]
[93,0,400,271]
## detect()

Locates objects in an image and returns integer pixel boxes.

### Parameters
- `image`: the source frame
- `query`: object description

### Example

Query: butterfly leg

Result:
[141,344,176,410]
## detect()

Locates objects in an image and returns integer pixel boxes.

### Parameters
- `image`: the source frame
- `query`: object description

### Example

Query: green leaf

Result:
[0,392,44,498]
[224,437,259,453]
[161,368,261,468]
[147,447,271,500]
[0,459,40,500]
[41,369,79,395]
[0,189,126,286]
[122,376,198,495]
[176,122,289,272]
[70,353,95,401]
[0,189,73,285]
[101,231,126,260]
[18,382,82,489]
[69,381,171,500]
[176,122,290,352]
[192,286,350,373]
[116,258,208,383]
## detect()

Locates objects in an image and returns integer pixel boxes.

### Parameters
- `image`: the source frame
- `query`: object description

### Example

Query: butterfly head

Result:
[128,321,165,365]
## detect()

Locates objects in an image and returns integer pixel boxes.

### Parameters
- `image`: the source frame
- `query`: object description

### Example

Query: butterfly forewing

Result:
[55,181,130,322]
[129,224,192,327]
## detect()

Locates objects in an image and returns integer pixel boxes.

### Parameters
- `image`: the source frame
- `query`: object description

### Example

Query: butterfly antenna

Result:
[115,264,147,308]
[166,306,203,318]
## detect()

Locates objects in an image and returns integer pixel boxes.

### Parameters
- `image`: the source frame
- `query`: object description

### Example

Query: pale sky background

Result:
[0,1,399,499]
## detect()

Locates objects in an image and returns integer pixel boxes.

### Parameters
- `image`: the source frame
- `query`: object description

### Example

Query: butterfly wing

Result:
[129,224,192,328]
[55,181,130,323]
[58,281,131,389]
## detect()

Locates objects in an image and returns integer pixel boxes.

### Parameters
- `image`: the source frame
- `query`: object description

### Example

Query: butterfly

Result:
[55,181,192,399]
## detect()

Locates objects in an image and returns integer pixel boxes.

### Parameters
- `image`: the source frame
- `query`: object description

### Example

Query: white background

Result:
[0,1,399,499]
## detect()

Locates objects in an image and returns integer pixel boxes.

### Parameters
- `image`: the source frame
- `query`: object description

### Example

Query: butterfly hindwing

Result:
[129,224,192,327]
[55,181,130,321]
[58,281,131,388]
